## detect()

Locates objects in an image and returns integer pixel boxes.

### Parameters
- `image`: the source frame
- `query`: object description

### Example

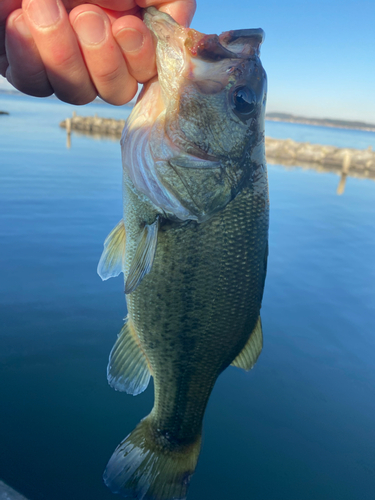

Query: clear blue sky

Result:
[1,0,374,122]
[192,0,375,122]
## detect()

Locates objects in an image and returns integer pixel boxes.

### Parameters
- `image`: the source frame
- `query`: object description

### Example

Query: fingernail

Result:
[25,0,61,28]
[116,28,144,53]
[73,12,107,46]
[13,13,32,37]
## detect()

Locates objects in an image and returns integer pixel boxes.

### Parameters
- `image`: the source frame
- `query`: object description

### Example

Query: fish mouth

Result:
[143,7,264,61]
[185,29,264,61]
[143,7,185,47]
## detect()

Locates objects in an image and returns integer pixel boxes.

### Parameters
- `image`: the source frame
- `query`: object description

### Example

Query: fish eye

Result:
[232,86,256,118]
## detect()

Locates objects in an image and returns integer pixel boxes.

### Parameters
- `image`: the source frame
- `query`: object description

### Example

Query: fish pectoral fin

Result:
[125,218,159,294]
[231,316,263,371]
[97,219,126,280]
[107,317,151,396]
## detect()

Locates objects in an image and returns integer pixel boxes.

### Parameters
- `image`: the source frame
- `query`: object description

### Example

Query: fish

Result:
[97,6,268,500]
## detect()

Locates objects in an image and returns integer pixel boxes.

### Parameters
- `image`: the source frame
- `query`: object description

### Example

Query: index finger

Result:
[155,0,196,27]
[138,0,196,26]
[61,1,137,11]
[60,1,196,26]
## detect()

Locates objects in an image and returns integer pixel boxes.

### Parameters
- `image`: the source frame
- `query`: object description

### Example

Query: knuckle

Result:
[94,63,123,84]
[100,78,138,106]
[126,52,156,84]
[54,85,97,105]
[134,66,156,84]
[71,90,98,105]
[50,48,78,70]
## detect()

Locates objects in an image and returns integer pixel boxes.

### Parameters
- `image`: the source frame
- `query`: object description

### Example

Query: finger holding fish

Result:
[1,0,196,103]
[4,9,53,96]
[111,13,156,84]
[111,0,196,83]
[0,0,22,77]
[69,5,139,105]
[18,0,97,104]
[138,0,196,26]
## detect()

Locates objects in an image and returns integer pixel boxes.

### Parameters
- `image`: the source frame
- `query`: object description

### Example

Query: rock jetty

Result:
[265,137,375,178]
[60,114,375,179]
[60,112,124,137]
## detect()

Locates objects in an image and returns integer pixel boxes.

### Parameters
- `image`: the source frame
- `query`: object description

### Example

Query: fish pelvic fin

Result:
[104,415,201,500]
[125,218,159,294]
[231,316,263,371]
[97,219,126,280]
[107,317,151,396]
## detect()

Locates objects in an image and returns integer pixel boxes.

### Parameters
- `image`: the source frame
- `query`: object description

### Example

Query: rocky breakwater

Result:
[266,137,375,179]
[60,114,375,181]
[60,112,125,138]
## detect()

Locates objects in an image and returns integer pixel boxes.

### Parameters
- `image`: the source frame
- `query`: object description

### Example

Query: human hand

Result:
[0,0,195,105]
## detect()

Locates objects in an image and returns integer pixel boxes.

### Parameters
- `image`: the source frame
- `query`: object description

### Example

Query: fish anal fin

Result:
[107,317,151,396]
[231,316,263,371]
[97,220,126,280]
[125,218,159,294]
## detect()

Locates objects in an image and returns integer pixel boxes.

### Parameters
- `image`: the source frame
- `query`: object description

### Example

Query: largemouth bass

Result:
[98,7,268,500]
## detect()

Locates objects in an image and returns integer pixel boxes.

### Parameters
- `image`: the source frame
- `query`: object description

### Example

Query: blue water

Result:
[266,119,375,149]
[1,92,375,500]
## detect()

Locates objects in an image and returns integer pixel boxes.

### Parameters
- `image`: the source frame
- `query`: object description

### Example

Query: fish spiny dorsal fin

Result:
[97,220,126,280]
[125,218,159,294]
[231,316,263,371]
[107,317,151,396]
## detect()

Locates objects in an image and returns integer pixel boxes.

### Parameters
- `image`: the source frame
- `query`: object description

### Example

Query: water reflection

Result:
[337,173,348,195]
[67,129,120,144]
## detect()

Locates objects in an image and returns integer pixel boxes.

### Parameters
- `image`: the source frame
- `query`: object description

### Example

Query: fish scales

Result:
[125,177,268,443]
[98,7,269,500]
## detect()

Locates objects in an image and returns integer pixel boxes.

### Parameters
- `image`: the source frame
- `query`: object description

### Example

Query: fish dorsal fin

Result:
[125,218,159,294]
[231,316,263,371]
[97,220,126,280]
[107,317,151,396]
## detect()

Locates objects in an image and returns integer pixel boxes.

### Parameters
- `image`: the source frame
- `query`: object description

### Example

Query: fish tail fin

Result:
[103,415,201,500]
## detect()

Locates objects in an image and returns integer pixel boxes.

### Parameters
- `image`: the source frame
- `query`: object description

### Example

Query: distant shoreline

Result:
[0,89,134,106]
[1,89,374,133]
[266,113,375,133]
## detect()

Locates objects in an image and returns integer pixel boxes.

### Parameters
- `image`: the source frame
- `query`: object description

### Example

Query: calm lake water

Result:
[1,92,375,500]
